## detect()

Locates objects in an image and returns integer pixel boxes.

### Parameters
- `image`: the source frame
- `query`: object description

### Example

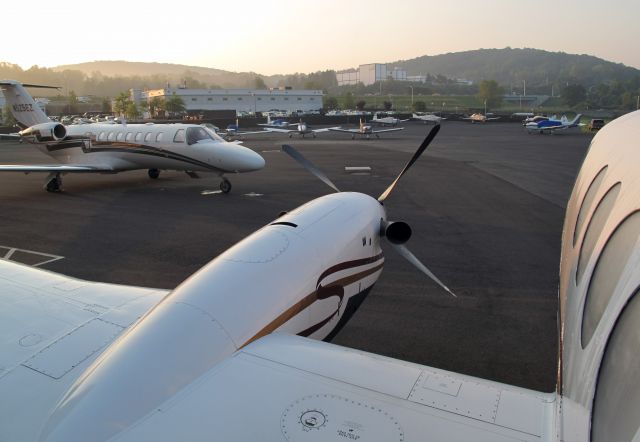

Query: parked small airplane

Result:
[412,112,445,124]
[0,80,265,193]
[525,114,584,134]
[217,118,271,140]
[522,115,549,125]
[370,112,410,126]
[263,120,340,138]
[463,113,500,123]
[1,112,638,441]
[329,118,405,139]
[257,114,293,128]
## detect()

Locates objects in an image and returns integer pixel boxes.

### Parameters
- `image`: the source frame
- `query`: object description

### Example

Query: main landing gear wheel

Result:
[45,174,62,193]
[148,168,160,179]
[219,178,232,194]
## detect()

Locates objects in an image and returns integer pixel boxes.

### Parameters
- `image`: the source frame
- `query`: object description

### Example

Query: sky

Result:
[4,0,640,75]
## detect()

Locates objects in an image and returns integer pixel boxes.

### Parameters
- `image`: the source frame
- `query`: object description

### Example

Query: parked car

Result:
[588,119,605,131]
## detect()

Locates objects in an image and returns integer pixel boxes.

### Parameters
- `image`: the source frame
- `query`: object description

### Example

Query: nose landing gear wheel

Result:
[148,168,160,179]
[219,178,232,194]
[45,174,62,192]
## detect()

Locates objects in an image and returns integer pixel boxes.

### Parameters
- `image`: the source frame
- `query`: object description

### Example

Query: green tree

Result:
[477,80,503,109]
[412,101,427,112]
[562,84,586,107]
[67,90,79,114]
[355,100,366,111]
[323,96,338,110]
[254,76,267,89]
[383,100,392,111]
[125,102,139,120]
[148,96,165,118]
[165,94,186,114]
[113,92,131,116]
[3,103,17,126]
[343,92,355,109]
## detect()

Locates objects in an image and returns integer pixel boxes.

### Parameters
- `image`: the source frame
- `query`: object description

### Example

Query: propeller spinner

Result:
[281,124,455,297]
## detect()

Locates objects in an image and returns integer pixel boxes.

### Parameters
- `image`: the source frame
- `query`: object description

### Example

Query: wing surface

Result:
[93,333,556,441]
[263,128,294,133]
[372,127,405,134]
[0,164,114,172]
[0,259,168,442]
[328,127,359,133]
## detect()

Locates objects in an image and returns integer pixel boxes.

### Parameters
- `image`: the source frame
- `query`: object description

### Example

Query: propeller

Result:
[282,144,340,193]
[281,127,455,298]
[378,123,440,203]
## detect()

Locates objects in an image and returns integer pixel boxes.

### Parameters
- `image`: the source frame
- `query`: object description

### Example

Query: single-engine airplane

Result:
[412,112,445,124]
[329,118,405,139]
[525,114,584,134]
[0,80,265,193]
[263,120,340,138]
[2,112,640,441]
[217,118,272,140]
[257,114,294,128]
[369,112,410,126]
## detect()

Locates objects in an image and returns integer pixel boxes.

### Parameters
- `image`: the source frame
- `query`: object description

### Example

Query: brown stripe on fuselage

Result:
[240,260,384,348]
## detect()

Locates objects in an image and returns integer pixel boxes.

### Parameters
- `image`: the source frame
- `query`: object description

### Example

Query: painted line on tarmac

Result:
[0,245,65,267]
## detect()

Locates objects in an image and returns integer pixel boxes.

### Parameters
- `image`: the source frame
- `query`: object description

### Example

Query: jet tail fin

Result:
[0,80,57,129]
[571,114,583,126]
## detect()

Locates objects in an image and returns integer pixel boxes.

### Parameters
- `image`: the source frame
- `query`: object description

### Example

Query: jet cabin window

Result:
[186,127,213,145]
[156,132,164,142]
[108,132,116,141]
[98,132,107,141]
[126,132,134,141]
[144,133,152,142]
[116,132,124,141]
[173,129,185,143]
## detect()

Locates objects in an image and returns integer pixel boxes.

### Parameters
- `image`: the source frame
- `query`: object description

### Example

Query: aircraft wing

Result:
[329,127,360,134]
[0,164,114,172]
[219,130,271,137]
[66,333,555,441]
[311,127,341,133]
[486,117,501,121]
[372,127,405,134]
[263,128,294,134]
[0,259,168,442]
[0,133,20,140]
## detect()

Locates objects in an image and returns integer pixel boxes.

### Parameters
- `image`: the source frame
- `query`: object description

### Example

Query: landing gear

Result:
[148,168,160,179]
[289,133,294,138]
[312,133,316,139]
[45,173,62,193]
[219,178,232,194]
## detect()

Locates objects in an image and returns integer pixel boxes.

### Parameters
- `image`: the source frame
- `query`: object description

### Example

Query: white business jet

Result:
[1,113,640,441]
[330,118,405,139]
[263,120,340,138]
[0,80,265,193]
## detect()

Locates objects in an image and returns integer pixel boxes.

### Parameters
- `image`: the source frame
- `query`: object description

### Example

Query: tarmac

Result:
[0,121,592,392]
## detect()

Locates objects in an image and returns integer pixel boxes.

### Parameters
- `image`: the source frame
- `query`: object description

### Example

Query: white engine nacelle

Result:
[19,122,66,142]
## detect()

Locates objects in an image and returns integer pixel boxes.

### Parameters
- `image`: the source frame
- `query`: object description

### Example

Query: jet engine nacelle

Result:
[19,122,66,142]
[380,220,412,245]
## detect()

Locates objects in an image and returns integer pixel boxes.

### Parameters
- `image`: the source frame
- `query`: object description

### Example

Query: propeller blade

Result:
[390,242,456,297]
[378,124,440,203]
[282,144,340,193]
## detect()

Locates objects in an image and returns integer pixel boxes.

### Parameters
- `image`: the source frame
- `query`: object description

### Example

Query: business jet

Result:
[370,112,410,126]
[263,120,340,138]
[525,114,584,134]
[329,118,405,139]
[2,113,639,442]
[412,112,445,124]
[0,80,265,193]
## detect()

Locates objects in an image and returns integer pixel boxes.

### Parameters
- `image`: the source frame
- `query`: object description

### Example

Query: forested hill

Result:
[393,48,639,87]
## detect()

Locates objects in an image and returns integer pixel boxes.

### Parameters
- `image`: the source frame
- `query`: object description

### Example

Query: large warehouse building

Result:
[136,87,324,115]
[336,63,408,86]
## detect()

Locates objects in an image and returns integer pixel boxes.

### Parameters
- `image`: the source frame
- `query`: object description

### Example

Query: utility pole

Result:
[523,80,526,97]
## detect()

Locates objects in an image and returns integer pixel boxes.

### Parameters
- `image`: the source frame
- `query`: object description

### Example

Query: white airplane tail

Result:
[0,80,57,129]
[569,114,582,126]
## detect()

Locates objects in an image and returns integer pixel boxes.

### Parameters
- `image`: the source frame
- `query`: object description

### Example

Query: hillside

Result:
[392,48,640,87]
[53,61,231,78]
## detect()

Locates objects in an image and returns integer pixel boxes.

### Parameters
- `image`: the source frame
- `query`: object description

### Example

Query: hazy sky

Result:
[5,0,639,74]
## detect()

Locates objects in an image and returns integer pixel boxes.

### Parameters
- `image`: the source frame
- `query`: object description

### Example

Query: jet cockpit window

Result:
[173,129,185,143]
[186,127,214,145]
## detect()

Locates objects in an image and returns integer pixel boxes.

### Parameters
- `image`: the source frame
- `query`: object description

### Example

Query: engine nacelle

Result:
[380,220,412,245]
[19,122,66,142]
